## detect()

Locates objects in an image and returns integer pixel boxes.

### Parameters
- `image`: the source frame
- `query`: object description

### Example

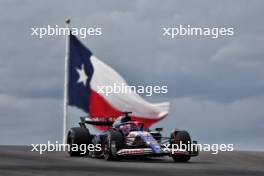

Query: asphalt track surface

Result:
[0,146,263,176]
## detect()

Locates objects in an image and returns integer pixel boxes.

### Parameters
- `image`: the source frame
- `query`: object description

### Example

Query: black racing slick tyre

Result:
[170,130,191,162]
[67,127,92,156]
[103,130,123,161]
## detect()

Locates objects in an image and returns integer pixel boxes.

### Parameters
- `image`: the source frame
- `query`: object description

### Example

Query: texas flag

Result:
[68,34,170,130]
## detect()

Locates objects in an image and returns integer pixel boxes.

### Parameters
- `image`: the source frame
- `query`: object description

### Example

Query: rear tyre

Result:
[67,127,92,156]
[103,130,123,161]
[171,130,191,162]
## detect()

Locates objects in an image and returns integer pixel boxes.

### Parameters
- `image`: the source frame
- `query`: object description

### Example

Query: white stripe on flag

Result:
[90,56,170,119]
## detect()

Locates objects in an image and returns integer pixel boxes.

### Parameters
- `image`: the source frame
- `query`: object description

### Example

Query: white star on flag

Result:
[76,64,88,86]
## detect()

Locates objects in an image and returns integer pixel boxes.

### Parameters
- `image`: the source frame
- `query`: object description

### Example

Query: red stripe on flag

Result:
[89,90,160,131]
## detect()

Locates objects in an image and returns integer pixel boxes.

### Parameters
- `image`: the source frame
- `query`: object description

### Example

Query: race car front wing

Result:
[116,147,198,157]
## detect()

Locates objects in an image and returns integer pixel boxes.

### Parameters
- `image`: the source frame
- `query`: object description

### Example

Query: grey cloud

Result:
[155,95,264,150]
[0,0,263,149]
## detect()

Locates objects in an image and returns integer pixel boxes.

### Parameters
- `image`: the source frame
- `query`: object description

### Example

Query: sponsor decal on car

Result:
[117,148,145,155]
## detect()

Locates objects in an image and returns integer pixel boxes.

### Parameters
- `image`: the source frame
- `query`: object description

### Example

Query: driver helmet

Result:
[112,115,132,128]
[119,124,132,135]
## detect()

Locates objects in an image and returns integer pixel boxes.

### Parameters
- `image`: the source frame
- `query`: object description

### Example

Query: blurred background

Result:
[0,0,263,150]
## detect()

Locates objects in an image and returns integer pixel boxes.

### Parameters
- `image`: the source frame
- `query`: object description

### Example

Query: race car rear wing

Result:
[79,117,114,128]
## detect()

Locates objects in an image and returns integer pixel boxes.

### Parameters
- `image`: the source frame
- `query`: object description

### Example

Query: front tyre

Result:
[103,130,123,161]
[170,130,191,162]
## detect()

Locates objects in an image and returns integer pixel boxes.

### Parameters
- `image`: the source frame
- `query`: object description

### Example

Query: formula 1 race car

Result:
[67,112,199,162]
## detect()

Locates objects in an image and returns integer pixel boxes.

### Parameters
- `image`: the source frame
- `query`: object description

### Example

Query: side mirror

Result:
[140,123,144,130]
[155,128,163,132]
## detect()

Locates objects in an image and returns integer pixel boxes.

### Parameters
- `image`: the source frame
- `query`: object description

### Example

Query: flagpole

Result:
[63,19,70,144]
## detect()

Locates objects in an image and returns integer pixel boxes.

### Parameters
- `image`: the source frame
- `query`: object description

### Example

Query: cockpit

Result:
[112,115,132,128]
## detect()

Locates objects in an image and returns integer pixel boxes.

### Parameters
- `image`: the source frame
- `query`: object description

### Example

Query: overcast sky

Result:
[0,0,263,150]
